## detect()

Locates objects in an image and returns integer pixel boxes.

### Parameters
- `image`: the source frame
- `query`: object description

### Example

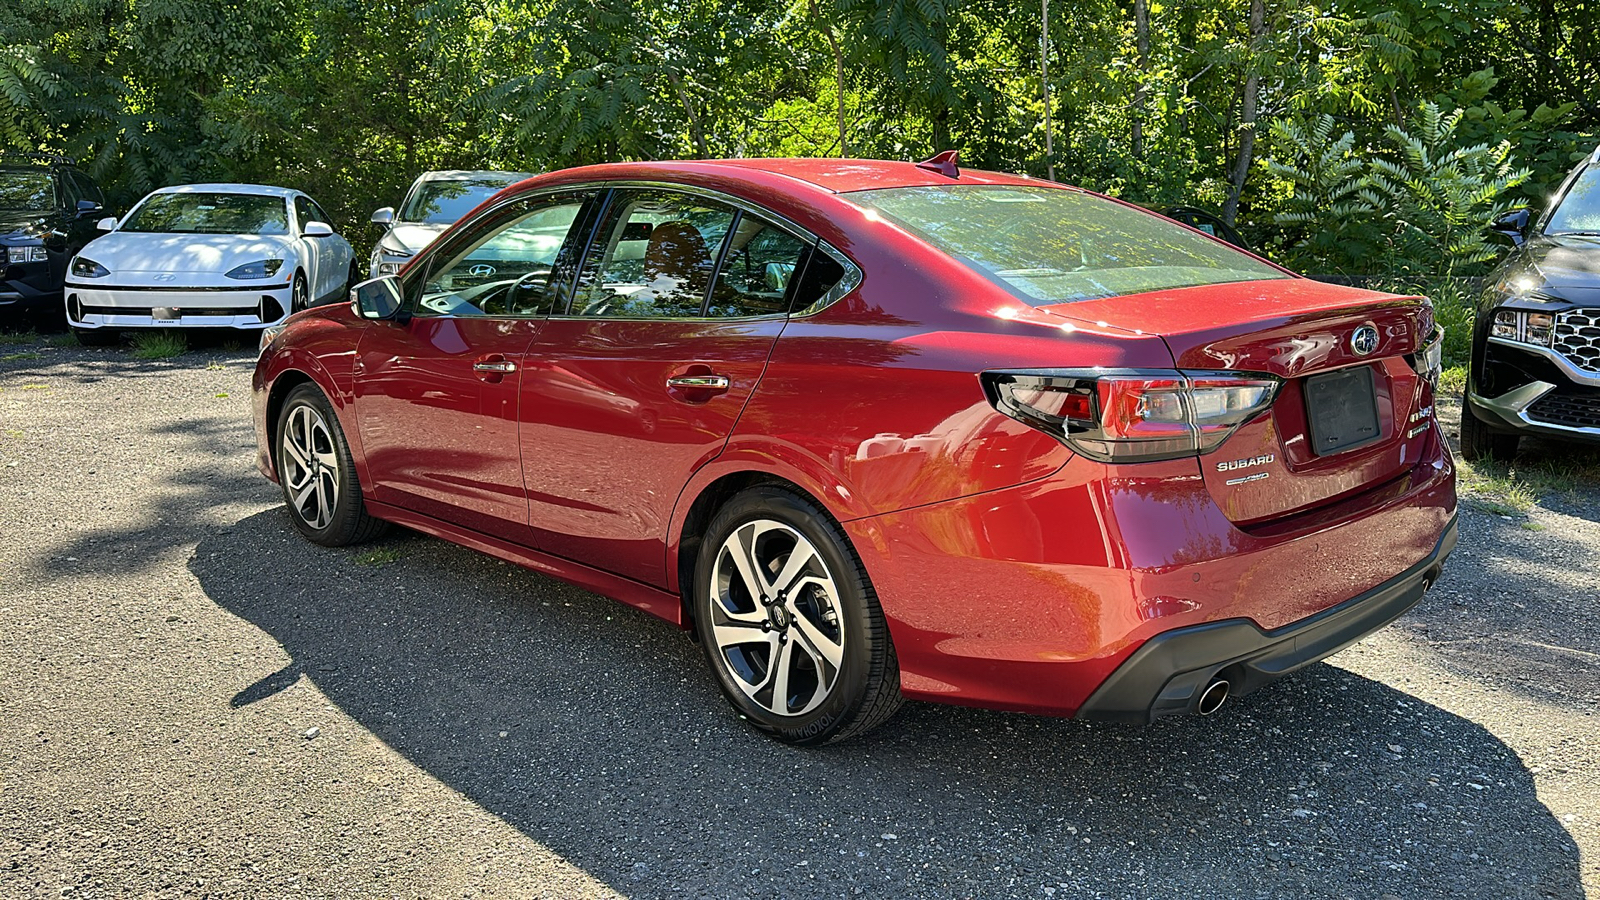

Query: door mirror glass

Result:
[304,221,335,238]
[352,275,405,320]
[1492,208,1532,244]
[95,216,117,232]
[370,207,395,227]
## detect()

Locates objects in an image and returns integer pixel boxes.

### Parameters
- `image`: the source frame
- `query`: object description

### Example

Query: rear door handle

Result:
[666,374,730,391]
[474,360,517,373]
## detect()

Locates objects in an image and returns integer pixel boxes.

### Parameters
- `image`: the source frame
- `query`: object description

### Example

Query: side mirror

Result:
[352,275,406,321]
[75,199,103,219]
[96,217,117,232]
[304,221,335,238]
[370,207,395,227]
[1492,208,1532,245]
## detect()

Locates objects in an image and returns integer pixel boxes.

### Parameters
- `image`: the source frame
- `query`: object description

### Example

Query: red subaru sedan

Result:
[252,158,1456,744]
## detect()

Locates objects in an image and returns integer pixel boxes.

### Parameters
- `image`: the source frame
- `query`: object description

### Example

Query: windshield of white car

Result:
[0,172,55,212]
[400,178,520,225]
[121,193,291,235]
[1547,164,1600,235]
[845,185,1288,304]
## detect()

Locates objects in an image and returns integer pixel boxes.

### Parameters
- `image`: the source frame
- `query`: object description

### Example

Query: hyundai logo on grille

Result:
[1350,323,1380,356]
[468,264,496,277]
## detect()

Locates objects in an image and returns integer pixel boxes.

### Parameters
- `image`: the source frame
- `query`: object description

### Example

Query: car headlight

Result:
[71,257,109,278]
[8,246,49,263]
[258,324,286,356]
[1491,307,1556,347]
[226,259,285,280]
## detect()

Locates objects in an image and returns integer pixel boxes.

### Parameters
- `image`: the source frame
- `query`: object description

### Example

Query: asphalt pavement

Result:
[1,339,1595,899]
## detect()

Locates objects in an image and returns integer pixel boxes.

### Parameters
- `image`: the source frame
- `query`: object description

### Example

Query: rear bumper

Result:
[844,425,1456,718]
[1076,515,1457,722]
[64,281,293,330]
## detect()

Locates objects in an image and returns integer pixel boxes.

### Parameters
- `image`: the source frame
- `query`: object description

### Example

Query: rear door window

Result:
[571,190,737,318]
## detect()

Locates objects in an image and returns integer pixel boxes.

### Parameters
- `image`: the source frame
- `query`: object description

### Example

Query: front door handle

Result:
[474,360,517,374]
[666,374,730,391]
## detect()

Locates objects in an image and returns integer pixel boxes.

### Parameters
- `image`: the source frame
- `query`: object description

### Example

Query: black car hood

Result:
[0,211,53,245]
[1499,235,1600,304]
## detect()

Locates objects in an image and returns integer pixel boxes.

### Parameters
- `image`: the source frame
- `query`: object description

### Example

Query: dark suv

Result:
[1463,146,1600,460]
[1,155,110,323]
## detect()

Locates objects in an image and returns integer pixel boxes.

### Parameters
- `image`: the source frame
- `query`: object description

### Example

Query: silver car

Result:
[368,170,533,277]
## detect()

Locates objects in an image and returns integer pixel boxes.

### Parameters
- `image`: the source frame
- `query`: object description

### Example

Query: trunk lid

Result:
[1039,278,1437,525]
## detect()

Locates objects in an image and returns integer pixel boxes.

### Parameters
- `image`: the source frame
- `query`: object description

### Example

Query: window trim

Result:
[398,188,601,321]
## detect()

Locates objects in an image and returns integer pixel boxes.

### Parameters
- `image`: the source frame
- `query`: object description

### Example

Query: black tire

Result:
[1459,391,1519,462]
[71,327,119,347]
[275,382,389,546]
[693,485,902,745]
[290,272,309,314]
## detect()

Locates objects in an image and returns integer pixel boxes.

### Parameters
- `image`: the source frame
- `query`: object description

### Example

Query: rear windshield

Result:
[121,192,290,235]
[846,185,1288,304]
[0,172,56,211]
[401,177,524,225]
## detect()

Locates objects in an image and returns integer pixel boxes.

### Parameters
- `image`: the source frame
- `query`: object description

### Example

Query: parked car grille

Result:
[1527,388,1600,431]
[1553,308,1600,373]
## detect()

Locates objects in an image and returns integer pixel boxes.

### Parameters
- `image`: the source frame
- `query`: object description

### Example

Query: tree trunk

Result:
[1132,0,1149,159]
[665,70,709,158]
[1223,0,1265,226]
[809,0,848,157]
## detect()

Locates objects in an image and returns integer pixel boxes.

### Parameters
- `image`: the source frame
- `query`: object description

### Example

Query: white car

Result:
[64,183,354,343]
[368,170,532,277]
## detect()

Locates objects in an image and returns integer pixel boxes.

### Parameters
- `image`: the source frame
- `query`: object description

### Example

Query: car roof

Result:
[529,158,1055,196]
[151,183,301,198]
[419,170,535,183]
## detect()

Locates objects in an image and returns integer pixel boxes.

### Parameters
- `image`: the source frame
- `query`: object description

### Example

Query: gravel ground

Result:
[0,338,1595,899]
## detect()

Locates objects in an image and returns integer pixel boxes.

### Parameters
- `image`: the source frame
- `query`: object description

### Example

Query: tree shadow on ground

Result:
[191,510,1583,899]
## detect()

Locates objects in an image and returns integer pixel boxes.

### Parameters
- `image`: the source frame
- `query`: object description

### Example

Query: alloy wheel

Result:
[280,403,339,530]
[708,519,846,717]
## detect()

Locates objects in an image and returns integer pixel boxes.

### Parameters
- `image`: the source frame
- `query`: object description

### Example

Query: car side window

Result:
[293,197,315,232]
[706,215,813,317]
[58,170,81,210]
[308,199,332,227]
[571,190,737,319]
[72,172,105,207]
[413,194,590,319]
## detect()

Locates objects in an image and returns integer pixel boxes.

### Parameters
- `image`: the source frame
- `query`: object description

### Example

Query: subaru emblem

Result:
[1350,323,1379,356]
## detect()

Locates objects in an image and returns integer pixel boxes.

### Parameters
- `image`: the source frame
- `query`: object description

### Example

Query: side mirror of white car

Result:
[370,207,395,227]
[96,217,117,232]
[304,221,335,237]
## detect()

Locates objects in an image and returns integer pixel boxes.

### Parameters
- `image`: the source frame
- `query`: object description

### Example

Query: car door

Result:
[354,189,597,535]
[517,188,817,586]
[292,196,333,300]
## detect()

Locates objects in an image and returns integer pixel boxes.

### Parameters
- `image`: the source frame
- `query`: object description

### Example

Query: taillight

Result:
[982,369,1280,462]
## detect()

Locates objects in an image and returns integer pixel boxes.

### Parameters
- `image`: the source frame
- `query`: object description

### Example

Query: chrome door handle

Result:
[473,360,517,373]
[666,374,730,390]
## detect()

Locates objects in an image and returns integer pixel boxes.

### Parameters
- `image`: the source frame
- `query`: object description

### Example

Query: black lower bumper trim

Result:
[1077,515,1458,723]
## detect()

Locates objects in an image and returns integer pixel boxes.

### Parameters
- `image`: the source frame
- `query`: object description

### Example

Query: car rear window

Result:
[845,185,1288,304]
[121,192,291,235]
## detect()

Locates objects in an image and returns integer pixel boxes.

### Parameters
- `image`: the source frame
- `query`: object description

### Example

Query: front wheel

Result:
[290,272,309,314]
[71,327,120,347]
[275,383,388,546]
[1459,391,1519,462]
[694,486,902,745]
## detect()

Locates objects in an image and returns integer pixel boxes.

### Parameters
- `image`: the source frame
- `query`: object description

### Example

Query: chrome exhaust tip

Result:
[1197,678,1230,716]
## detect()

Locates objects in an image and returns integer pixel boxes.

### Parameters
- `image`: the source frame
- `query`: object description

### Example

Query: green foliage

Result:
[128,332,186,359]
[0,0,1592,279]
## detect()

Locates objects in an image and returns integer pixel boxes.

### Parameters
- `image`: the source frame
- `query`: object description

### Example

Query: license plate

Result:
[1305,366,1381,456]
[152,307,182,321]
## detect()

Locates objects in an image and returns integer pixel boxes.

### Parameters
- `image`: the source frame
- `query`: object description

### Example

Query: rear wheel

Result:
[1459,391,1519,462]
[694,486,902,745]
[275,383,388,546]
